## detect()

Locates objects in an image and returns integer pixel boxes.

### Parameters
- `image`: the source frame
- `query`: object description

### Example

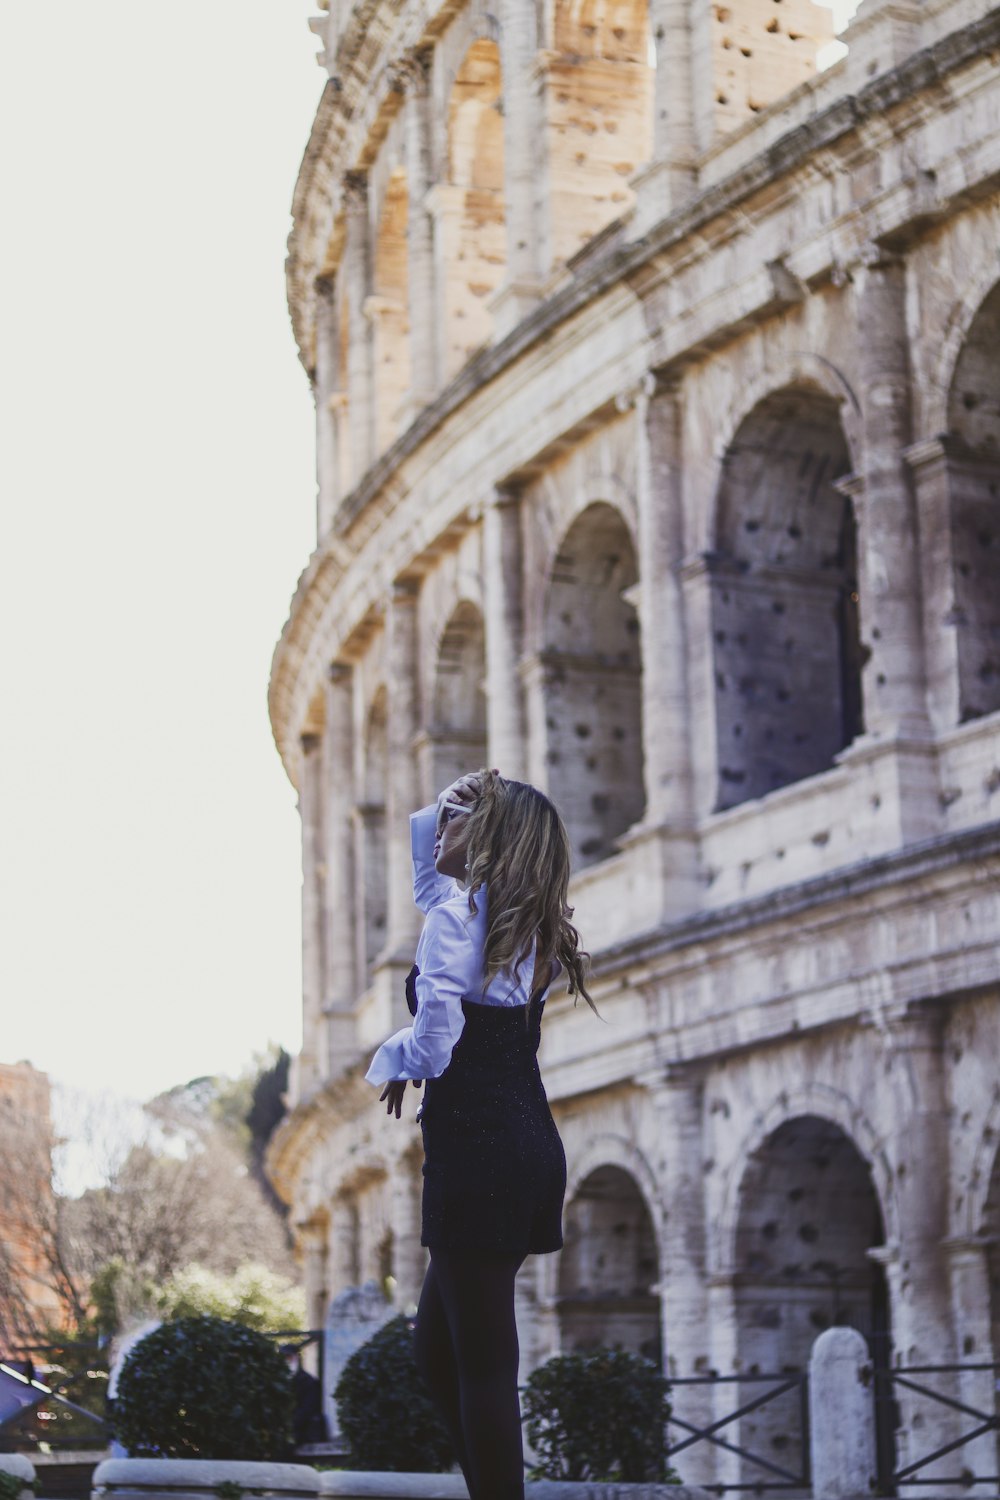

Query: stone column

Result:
[903,438,960,733]
[299,734,326,1097]
[629,0,700,235]
[328,1196,358,1294]
[322,663,358,1069]
[298,1218,330,1335]
[494,0,546,333]
[314,276,341,536]
[484,487,527,780]
[944,1235,997,1485]
[385,580,421,959]
[344,171,375,484]
[403,48,440,406]
[884,1011,958,1482]
[853,252,931,742]
[390,1147,427,1314]
[647,1068,715,1485]
[809,1328,878,1500]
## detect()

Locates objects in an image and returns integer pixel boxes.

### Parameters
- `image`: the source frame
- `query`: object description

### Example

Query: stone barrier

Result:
[808,1326,877,1500]
[0,1456,37,1500]
[321,1477,713,1500]
[92,1459,322,1500]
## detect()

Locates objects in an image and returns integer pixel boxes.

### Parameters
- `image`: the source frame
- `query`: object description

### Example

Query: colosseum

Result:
[267,0,1000,1481]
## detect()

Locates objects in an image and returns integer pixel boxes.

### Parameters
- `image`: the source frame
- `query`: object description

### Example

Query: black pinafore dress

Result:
[405,965,567,1257]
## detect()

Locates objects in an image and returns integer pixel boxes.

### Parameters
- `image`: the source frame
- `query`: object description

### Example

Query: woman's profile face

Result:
[434,804,471,879]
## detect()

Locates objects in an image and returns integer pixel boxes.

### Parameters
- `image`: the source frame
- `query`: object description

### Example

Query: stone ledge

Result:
[93,1460,322,1499]
[321,1478,711,1500]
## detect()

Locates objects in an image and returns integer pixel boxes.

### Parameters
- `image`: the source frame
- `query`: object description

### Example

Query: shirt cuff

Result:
[365,1029,413,1086]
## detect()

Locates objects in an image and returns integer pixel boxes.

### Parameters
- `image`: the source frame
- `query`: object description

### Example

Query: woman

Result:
[365,768,594,1500]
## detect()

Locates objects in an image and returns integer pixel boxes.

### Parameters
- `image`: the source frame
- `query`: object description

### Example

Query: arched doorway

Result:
[733,1115,890,1486]
[558,1164,661,1364]
[441,39,507,379]
[711,386,862,809]
[372,168,411,452]
[541,503,644,867]
[943,282,1000,721]
[428,601,488,794]
[983,1145,1000,1472]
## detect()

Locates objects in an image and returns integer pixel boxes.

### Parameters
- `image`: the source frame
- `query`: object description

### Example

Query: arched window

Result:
[547,0,653,265]
[441,39,507,379]
[558,1165,660,1363]
[711,386,862,809]
[372,168,411,452]
[542,503,644,867]
[944,282,1000,721]
[734,1116,891,1487]
[358,689,388,978]
[428,601,488,795]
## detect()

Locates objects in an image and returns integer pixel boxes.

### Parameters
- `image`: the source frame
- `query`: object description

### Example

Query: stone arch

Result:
[558,1161,661,1364]
[708,383,863,809]
[545,0,653,265]
[440,38,507,379]
[980,1137,1000,1464]
[371,167,411,453]
[966,1091,1000,1240]
[936,280,1000,721]
[730,1113,891,1485]
[428,599,488,792]
[540,501,644,867]
[359,687,388,976]
[715,1083,897,1276]
[927,265,1000,438]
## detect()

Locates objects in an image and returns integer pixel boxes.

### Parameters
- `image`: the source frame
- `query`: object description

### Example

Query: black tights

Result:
[414,1249,525,1500]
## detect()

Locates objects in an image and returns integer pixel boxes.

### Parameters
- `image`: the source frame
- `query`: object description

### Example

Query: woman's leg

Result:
[429,1248,525,1500]
[413,1260,476,1492]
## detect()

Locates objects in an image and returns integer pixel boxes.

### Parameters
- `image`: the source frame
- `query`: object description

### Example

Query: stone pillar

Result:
[903,438,960,733]
[884,1011,959,1484]
[328,1196,358,1295]
[494,0,546,333]
[853,252,930,742]
[344,171,375,483]
[299,1218,330,1335]
[385,580,421,958]
[390,1148,426,1314]
[314,277,341,537]
[484,487,527,780]
[322,663,358,1070]
[944,1236,998,1486]
[705,1275,740,1490]
[299,734,326,1098]
[843,1,925,92]
[629,0,700,235]
[809,1328,878,1500]
[647,1069,715,1486]
[403,49,439,407]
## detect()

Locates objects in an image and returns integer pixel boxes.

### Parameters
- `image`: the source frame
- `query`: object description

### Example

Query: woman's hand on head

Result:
[437,768,501,815]
[379,1078,422,1119]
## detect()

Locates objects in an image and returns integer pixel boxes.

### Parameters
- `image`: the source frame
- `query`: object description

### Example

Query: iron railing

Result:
[665,1370,811,1493]
[873,1362,1000,1498]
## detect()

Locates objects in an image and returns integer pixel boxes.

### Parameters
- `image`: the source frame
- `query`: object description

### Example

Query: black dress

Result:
[406,965,566,1257]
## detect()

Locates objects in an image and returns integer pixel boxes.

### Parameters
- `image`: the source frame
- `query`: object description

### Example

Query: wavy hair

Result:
[461,771,596,1012]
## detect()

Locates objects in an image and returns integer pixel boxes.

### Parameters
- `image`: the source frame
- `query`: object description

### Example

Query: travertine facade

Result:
[268,0,1000,1480]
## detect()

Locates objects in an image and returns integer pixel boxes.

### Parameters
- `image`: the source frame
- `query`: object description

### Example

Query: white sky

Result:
[1,3,323,1102]
[0,1,864,1110]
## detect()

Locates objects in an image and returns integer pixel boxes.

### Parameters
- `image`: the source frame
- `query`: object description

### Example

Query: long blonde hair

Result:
[461,771,596,1011]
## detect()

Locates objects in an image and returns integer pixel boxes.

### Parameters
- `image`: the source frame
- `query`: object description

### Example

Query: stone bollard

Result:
[809,1327,877,1500]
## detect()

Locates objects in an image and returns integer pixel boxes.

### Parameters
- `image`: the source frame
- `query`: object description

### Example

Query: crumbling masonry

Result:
[267,0,1000,1480]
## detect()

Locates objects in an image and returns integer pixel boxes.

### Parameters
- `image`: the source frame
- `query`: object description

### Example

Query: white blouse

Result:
[364,806,538,1087]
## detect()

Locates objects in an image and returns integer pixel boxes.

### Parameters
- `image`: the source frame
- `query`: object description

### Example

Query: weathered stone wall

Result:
[270,0,1000,1485]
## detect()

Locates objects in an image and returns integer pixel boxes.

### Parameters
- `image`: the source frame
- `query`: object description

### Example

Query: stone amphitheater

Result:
[267,0,1000,1481]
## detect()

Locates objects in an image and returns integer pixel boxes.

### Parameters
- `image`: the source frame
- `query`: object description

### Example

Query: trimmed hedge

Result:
[334,1315,455,1472]
[111,1315,294,1459]
[522,1346,673,1482]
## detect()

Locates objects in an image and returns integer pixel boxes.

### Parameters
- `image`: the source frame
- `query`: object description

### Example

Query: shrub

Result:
[111,1315,294,1459]
[522,1345,673,1482]
[334,1315,455,1472]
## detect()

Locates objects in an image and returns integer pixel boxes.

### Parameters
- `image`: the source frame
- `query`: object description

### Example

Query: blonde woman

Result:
[366,768,594,1500]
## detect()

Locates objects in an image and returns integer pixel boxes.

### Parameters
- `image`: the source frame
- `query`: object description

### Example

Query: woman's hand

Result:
[379,1078,423,1119]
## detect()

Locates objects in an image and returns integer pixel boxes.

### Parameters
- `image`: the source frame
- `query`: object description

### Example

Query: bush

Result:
[111,1315,294,1459]
[334,1315,455,1472]
[522,1346,673,1482]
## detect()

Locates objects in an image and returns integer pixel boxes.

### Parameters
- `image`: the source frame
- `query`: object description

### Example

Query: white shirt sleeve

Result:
[364,902,480,1086]
[411,805,459,913]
